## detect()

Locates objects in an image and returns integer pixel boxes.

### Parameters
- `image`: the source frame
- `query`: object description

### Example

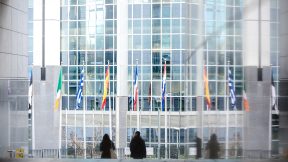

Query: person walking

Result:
[130,131,146,159]
[100,134,116,159]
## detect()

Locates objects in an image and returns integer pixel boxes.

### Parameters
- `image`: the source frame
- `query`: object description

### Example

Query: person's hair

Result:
[103,134,110,141]
[135,131,140,136]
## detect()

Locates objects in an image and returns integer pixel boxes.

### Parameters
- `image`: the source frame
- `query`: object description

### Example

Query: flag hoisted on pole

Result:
[148,82,151,105]
[162,62,166,111]
[271,71,279,114]
[242,89,250,112]
[28,70,33,111]
[203,66,211,109]
[101,63,110,110]
[54,68,62,111]
[133,64,139,111]
[228,68,236,110]
[76,67,84,109]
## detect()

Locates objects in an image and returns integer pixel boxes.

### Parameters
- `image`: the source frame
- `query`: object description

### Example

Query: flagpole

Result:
[58,62,63,158]
[157,107,160,159]
[136,59,140,131]
[232,65,237,157]
[108,60,112,139]
[82,60,86,158]
[225,61,230,159]
[164,60,168,159]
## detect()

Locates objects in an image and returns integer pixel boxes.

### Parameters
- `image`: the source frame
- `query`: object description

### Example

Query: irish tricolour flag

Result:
[54,68,62,111]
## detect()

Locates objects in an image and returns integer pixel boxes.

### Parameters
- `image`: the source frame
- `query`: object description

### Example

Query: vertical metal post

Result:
[41,0,46,80]
[164,60,168,159]
[177,130,179,158]
[225,61,230,159]
[157,108,160,159]
[136,59,140,131]
[83,61,86,159]
[108,60,112,139]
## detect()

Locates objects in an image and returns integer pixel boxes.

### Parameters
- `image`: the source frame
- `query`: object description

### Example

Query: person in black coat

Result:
[196,136,202,159]
[206,133,220,159]
[129,131,146,159]
[100,134,115,159]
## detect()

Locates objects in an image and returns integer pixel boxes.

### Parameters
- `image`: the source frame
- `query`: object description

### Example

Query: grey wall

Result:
[279,0,288,157]
[33,66,60,149]
[0,0,28,158]
[243,66,271,151]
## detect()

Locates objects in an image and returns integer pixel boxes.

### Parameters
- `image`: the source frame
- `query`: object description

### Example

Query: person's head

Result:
[103,134,110,141]
[134,131,140,138]
[210,133,217,140]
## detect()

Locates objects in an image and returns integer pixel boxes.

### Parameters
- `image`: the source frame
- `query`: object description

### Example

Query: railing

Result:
[7,148,279,159]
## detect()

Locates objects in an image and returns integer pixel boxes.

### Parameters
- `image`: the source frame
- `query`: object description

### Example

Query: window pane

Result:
[106,5,113,19]
[152,4,160,18]
[143,4,151,18]
[133,4,141,18]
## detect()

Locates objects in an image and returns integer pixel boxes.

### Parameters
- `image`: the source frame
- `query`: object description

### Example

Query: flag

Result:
[162,63,166,111]
[203,66,211,109]
[148,82,151,105]
[271,72,279,114]
[228,68,236,110]
[242,89,250,112]
[133,65,138,111]
[28,70,33,115]
[76,67,84,109]
[54,68,62,111]
[101,64,110,110]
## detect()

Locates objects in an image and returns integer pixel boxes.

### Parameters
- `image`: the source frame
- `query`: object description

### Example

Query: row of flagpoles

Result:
[27,61,279,156]
[47,64,278,113]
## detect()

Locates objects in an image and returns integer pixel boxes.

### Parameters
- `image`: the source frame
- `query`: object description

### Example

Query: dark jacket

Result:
[130,136,146,159]
[206,134,220,159]
[100,140,115,159]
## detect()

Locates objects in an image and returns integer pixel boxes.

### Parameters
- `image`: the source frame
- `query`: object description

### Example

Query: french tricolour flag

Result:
[133,65,138,111]
[162,63,166,111]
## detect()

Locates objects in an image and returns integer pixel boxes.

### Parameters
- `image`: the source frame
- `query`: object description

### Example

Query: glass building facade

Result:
[58,0,279,158]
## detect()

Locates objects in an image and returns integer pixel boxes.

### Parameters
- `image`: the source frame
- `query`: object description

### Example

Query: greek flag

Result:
[228,68,236,110]
[271,71,279,114]
[76,68,84,109]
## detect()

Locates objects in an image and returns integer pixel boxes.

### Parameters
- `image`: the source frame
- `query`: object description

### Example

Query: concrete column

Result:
[196,0,204,144]
[243,66,271,151]
[279,0,288,157]
[116,0,128,155]
[242,0,272,153]
[34,66,60,149]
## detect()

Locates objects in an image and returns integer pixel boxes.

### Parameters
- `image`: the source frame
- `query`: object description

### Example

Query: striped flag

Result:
[242,89,250,112]
[133,65,138,111]
[76,67,84,109]
[271,71,279,114]
[148,82,151,105]
[54,68,62,111]
[203,66,211,109]
[162,63,166,111]
[228,68,236,110]
[28,70,33,118]
[101,64,110,110]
